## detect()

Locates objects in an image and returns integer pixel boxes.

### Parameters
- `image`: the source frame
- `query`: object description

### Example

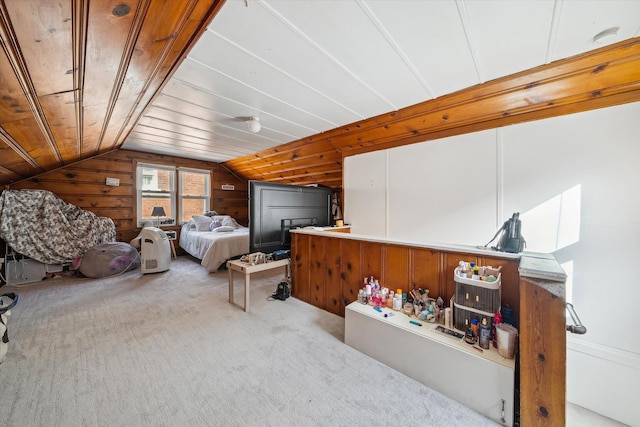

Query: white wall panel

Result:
[387,131,497,246]
[344,151,387,236]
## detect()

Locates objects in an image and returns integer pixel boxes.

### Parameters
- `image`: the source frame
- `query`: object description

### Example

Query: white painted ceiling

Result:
[122,0,640,163]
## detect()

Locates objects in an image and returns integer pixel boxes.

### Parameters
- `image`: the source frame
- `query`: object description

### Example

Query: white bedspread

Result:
[179,224,249,272]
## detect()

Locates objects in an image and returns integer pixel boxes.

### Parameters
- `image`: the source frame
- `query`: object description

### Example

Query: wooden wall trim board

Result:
[224,37,640,189]
[7,149,247,245]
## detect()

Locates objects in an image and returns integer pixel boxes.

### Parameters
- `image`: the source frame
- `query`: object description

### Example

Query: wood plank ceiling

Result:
[0,0,224,187]
[1,0,639,190]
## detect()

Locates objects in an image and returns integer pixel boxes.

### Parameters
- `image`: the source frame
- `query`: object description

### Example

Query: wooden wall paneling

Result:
[519,277,566,426]
[361,241,383,285]
[291,233,311,304]
[212,164,249,225]
[1,119,60,170]
[8,148,248,245]
[410,248,443,301]
[324,236,342,315]
[0,141,36,182]
[482,256,521,321]
[340,238,362,314]
[308,236,326,309]
[99,1,207,151]
[382,244,410,296]
[81,0,139,154]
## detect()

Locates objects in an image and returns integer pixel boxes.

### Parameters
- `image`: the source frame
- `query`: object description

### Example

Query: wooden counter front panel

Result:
[324,237,342,315]
[292,233,311,305]
[341,239,364,316]
[291,233,520,320]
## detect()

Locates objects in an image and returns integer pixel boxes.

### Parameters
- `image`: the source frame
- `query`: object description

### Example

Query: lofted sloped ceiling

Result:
[1,0,640,189]
[0,0,224,187]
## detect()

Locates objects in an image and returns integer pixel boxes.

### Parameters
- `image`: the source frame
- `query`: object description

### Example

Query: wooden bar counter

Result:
[290,228,567,426]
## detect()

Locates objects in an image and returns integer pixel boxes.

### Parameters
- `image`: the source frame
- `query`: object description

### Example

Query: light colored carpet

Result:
[0,257,497,426]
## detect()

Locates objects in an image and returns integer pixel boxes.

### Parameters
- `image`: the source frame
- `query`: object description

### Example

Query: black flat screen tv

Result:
[249,181,333,254]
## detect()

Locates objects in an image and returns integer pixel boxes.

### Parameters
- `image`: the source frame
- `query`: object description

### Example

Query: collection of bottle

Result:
[356,276,446,323]
[457,260,499,282]
[357,274,508,351]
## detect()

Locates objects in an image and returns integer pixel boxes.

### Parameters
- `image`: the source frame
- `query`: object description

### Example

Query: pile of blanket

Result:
[0,190,115,264]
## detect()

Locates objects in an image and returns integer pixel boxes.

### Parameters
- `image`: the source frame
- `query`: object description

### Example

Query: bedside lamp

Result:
[151,206,166,227]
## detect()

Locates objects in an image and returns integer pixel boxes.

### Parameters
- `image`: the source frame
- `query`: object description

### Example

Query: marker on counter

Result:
[409,320,422,327]
[384,312,395,318]
[373,307,383,312]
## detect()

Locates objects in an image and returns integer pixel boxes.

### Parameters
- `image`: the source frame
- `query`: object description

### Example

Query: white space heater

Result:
[140,227,171,274]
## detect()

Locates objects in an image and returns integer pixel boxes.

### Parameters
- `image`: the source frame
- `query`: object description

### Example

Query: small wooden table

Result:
[227,258,290,312]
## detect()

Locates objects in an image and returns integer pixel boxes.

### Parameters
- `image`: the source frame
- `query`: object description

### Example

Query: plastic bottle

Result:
[479,317,491,349]
[471,318,479,338]
[393,293,402,311]
[492,310,503,348]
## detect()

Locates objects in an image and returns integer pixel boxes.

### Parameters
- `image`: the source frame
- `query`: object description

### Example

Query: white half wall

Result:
[343,101,640,426]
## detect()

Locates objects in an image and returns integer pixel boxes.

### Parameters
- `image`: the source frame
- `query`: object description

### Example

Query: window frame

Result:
[178,167,211,225]
[135,162,177,228]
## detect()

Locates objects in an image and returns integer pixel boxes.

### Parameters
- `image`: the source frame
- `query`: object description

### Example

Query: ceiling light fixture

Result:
[247,116,261,133]
[593,27,619,45]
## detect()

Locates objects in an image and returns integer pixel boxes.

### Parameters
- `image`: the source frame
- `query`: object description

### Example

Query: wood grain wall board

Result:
[5,0,73,97]
[519,278,566,426]
[249,162,343,183]
[10,180,133,197]
[0,55,35,122]
[225,140,339,174]
[40,91,80,161]
[383,245,410,296]
[324,236,342,315]
[309,236,325,309]
[361,241,383,284]
[340,238,362,315]
[0,141,41,179]
[410,248,442,301]
[1,117,60,169]
[54,195,133,210]
[9,168,133,187]
[292,233,311,304]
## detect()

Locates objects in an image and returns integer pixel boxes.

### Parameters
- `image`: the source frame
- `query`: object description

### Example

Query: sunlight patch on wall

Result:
[521,184,581,253]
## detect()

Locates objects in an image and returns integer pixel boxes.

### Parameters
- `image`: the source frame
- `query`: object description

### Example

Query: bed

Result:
[179,215,249,272]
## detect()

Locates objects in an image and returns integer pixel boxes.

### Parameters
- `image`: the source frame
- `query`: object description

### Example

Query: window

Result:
[179,168,211,224]
[136,163,211,227]
[136,163,176,227]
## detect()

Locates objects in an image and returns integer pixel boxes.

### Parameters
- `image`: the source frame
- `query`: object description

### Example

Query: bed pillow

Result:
[214,225,235,232]
[209,219,222,231]
[211,215,240,229]
[192,215,213,231]
[203,210,219,217]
